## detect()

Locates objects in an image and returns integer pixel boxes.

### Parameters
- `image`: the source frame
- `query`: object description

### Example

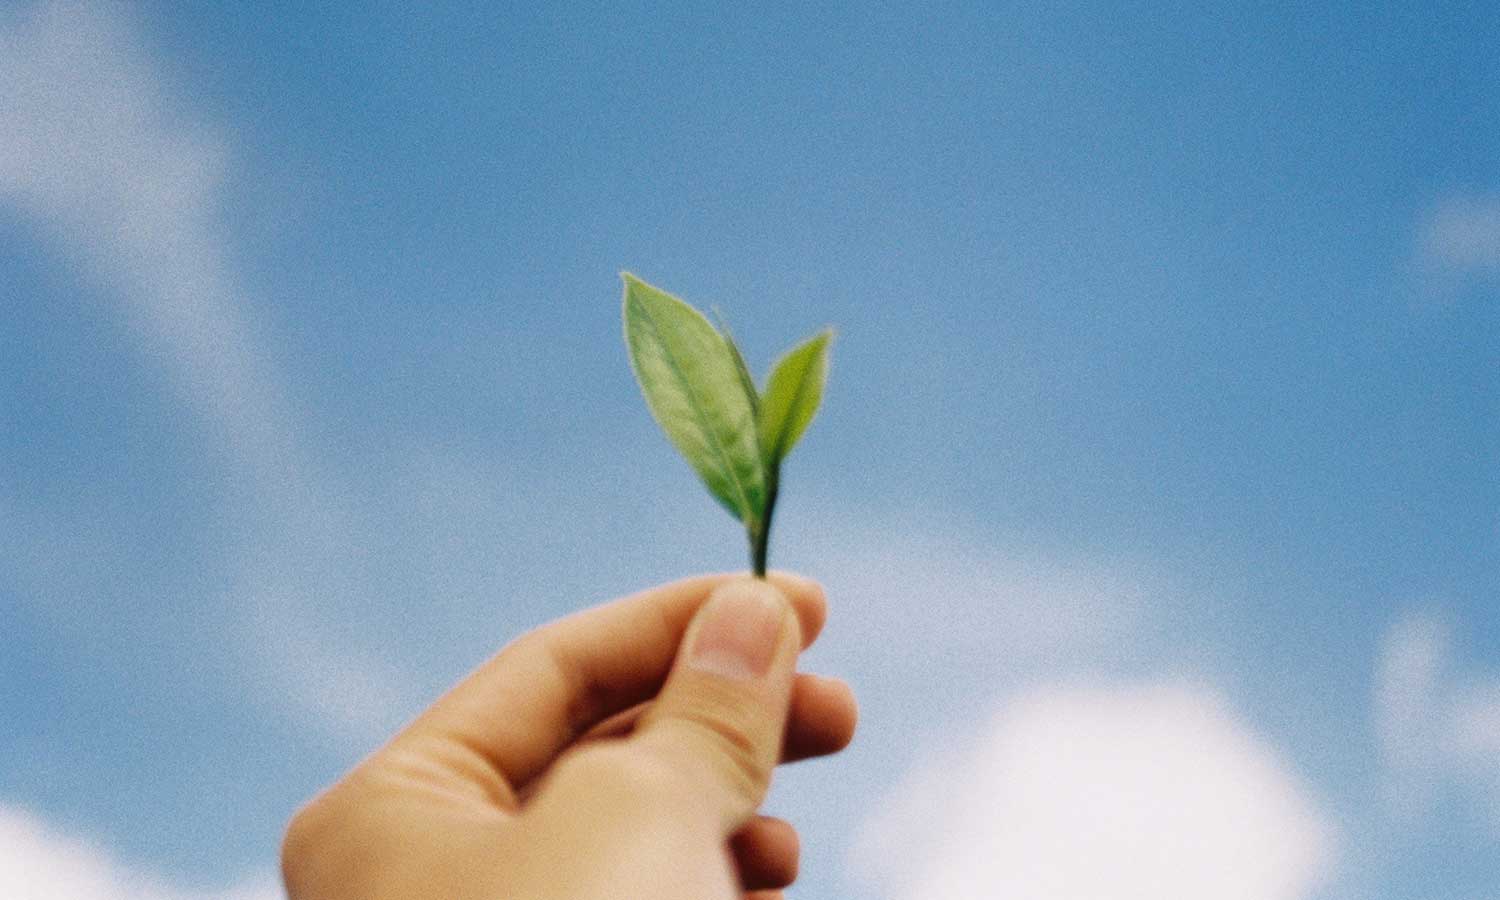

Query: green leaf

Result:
[622,273,766,524]
[758,329,832,465]
[710,305,760,418]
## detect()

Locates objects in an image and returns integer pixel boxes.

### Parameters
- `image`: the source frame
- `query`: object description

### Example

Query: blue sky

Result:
[2,2,1497,898]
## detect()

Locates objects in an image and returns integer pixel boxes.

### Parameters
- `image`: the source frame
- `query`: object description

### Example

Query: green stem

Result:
[751,467,780,577]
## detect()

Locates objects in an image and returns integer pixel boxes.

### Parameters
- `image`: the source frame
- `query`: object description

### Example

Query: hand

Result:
[281,572,858,900]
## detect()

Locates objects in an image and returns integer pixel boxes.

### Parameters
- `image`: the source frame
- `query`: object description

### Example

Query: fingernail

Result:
[688,580,787,680]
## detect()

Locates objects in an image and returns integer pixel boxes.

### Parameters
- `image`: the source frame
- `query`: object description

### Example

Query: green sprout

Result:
[622,272,831,577]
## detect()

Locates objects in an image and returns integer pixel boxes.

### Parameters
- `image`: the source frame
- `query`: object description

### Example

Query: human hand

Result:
[281,572,857,900]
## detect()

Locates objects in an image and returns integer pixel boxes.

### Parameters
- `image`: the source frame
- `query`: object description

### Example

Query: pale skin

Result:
[281,572,858,899]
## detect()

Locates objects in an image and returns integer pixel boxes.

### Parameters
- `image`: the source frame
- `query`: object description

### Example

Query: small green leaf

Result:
[758,329,832,465]
[622,273,766,524]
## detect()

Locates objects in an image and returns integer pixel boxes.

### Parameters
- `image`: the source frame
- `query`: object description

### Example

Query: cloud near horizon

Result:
[851,682,1337,900]
[0,805,278,900]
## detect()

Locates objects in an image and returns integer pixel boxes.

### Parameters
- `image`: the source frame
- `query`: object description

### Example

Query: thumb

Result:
[630,576,802,834]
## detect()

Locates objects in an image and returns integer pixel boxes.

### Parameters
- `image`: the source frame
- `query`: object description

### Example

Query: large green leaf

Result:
[711,306,761,418]
[622,273,766,523]
[758,329,832,465]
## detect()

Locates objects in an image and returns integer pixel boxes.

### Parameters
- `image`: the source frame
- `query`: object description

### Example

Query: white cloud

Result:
[852,683,1336,900]
[0,805,280,900]
[0,0,413,748]
[1376,613,1500,829]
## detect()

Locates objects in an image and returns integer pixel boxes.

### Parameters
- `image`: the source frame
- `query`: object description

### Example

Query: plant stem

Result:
[751,467,780,577]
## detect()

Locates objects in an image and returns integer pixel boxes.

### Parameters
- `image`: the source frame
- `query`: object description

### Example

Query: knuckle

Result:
[280,796,331,886]
[501,630,607,736]
[279,773,380,889]
[663,705,771,808]
[279,773,397,896]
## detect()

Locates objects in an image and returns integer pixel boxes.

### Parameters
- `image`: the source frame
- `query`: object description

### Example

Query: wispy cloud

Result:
[0,804,278,900]
[851,683,1336,900]
[0,1,283,472]
[1376,612,1500,830]
[0,0,413,747]
[1374,614,1451,818]
[786,505,1162,681]
[1413,194,1500,306]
